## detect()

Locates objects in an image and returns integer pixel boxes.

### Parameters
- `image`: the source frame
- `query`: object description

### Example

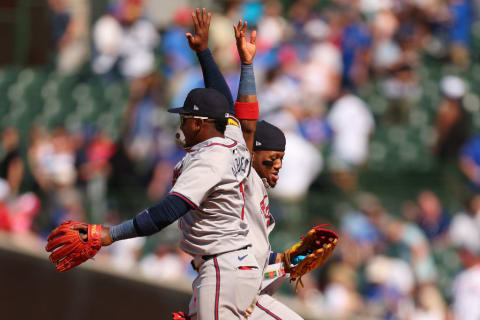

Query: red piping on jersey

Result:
[169,192,197,209]
[239,182,245,220]
[214,257,220,320]
[187,141,238,153]
[239,266,254,270]
[255,302,282,320]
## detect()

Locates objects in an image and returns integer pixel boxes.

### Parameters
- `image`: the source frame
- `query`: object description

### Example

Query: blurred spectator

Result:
[416,190,450,243]
[78,129,116,223]
[258,63,300,116]
[8,193,41,234]
[449,194,480,253]
[93,0,159,80]
[363,255,415,318]
[340,7,372,88]
[28,126,54,192]
[434,75,469,160]
[300,31,342,102]
[452,246,480,320]
[109,237,145,272]
[371,8,402,73]
[48,0,71,50]
[327,87,375,191]
[256,0,289,52]
[209,2,241,70]
[295,272,324,316]
[340,207,382,267]
[49,127,77,189]
[48,0,90,74]
[122,73,183,201]
[385,217,438,284]
[446,0,474,68]
[459,133,480,191]
[139,243,190,280]
[356,192,391,235]
[381,63,422,124]
[161,6,194,78]
[123,74,166,161]
[410,284,448,320]
[0,127,24,196]
[322,262,362,318]
[33,127,85,231]
[286,1,315,55]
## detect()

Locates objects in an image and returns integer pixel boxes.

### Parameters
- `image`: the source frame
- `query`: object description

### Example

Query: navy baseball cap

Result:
[253,121,286,152]
[168,88,230,119]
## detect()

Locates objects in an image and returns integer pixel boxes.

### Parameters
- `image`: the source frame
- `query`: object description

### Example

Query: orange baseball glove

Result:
[45,220,102,272]
[283,225,338,289]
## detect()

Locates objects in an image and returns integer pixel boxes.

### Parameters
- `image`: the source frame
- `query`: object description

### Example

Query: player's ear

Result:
[193,118,203,131]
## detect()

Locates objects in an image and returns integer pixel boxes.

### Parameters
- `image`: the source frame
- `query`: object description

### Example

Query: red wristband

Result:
[234,101,259,120]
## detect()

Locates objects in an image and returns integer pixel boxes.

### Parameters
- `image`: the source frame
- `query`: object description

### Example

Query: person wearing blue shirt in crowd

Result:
[460,134,480,191]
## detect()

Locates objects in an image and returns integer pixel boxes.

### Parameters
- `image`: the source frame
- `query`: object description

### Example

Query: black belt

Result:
[191,246,249,271]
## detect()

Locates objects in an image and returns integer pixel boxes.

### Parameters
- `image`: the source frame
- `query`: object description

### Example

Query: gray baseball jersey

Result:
[170,122,252,256]
[244,171,304,320]
[244,169,276,270]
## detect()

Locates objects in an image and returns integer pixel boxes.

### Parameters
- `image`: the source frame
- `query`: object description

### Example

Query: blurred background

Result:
[1,0,480,319]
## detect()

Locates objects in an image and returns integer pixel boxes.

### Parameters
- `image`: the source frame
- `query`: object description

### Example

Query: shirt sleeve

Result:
[197,49,234,113]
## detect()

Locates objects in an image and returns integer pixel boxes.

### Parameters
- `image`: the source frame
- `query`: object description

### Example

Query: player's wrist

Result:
[234,101,259,119]
[196,45,208,53]
[275,253,284,264]
[102,226,114,246]
[196,47,212,57]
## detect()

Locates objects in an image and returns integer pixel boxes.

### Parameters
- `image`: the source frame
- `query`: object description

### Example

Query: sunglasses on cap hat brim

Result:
[180,114,216,126]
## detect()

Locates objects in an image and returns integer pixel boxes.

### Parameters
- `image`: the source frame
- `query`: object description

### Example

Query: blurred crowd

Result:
[2,0,480,319]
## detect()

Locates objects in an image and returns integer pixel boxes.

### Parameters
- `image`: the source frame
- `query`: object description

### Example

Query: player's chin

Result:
[269,173,279,187]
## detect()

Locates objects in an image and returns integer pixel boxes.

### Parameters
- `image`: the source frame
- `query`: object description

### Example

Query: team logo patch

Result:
[260,195,271,224]
[193,105,199,111]
[172,163,183,186]
[228,118,239,127]
[255,141,262,146]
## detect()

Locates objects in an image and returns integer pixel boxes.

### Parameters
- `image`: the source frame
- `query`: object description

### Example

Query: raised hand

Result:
[185,8,211,52]
[233,20,256,65]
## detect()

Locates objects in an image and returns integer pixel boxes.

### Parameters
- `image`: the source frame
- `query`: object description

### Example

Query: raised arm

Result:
[233,20,258,153]
[186,8,234,112]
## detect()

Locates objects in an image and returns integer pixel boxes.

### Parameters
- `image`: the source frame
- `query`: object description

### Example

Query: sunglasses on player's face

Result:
[180,114,215,126]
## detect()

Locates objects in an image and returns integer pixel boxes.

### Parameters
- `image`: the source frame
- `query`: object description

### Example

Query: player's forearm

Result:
[236,63,257,103]
[235,63,258,151]
[197,49,234,113]
[110,194,192,241]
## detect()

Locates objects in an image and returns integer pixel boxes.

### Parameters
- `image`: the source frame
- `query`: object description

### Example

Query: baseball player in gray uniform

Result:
[233,20,304,320]
[170,95,262,320]
[185,9,304,319]
[97,79,262,319]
